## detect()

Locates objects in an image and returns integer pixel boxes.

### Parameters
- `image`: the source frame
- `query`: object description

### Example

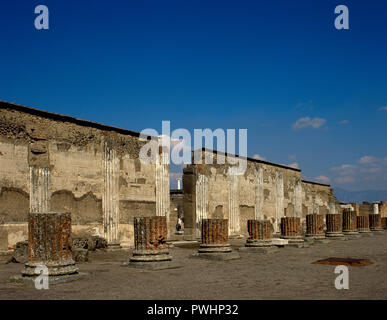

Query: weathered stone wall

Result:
[0,102,167,250]
[183,149,338,239]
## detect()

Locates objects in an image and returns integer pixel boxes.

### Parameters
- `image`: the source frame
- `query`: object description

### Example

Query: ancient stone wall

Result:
[0,102,168,250]
[183,149,338,239]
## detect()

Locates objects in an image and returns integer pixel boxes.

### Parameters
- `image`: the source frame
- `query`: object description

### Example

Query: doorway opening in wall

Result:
[170,163,186,235]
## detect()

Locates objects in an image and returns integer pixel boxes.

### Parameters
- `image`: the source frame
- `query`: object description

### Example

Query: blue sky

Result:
[1,0,386,191]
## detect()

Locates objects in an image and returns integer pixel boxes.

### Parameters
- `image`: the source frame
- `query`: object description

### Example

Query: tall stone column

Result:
[254,166,264,220]
[29,167,51,213]
[294,178,302,218]
[156,147,170,236]
[229,173,240,236]
[102,140,120,248]
[195,172,208,238]
[275,171,284,233]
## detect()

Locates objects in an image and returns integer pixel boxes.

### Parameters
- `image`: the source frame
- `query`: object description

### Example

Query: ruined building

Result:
[0,101,344,250]
[183,149,340,239]
[0,101,170,251]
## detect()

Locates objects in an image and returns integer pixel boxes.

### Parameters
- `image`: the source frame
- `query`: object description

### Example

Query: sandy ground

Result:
[0,232,386,300]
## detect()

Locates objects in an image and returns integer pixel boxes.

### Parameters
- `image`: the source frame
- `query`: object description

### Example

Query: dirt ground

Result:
[0,232,386,300]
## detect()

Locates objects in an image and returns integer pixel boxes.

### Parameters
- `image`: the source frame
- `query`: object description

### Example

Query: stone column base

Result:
[198,244,232,253]
[245,239,273,247]
[370,227,384,232]
[343,231,361,239]
[22,259,78,277]
[192,243,240,260]
[129,249,171,262]
[325,232,347,240]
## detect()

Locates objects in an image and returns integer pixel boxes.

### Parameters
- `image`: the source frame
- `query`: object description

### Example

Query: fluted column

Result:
[294,179,302,218]
[229,173,240,236]
[102,141,120,247]
[254,166,264,220]
[369,214,383,231]
[29,167,51,213]
[195,172,208,238]
[156,147,170,237]
[325,214,344,238]
[275,171,284,233]
[305,214,325,239]
[22,212,78,277]
[342,209,359,235]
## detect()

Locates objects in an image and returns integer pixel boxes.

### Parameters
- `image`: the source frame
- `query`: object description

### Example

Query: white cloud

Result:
[339,120,350,124]
[315,175,330,184]
[378,106,387,111]
[358,155,379,164]
[292,117,326,130]
[253,154,266,161]
[335,176,355,184]
[331,164,357,176]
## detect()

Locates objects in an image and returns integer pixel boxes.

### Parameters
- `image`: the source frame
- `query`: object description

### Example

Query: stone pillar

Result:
[275,171,284,233]
[229,173,240,236]
[373,203,379,215]
[195,171,208,238]
[245,220,272,247]
[254,166,264,220]
[294,179,302,218]
[382,217,387,230]
[325,214,345,238]
[280,217,303,243]
[29,167,51,213]
[194,219,239,260]
[156,147,170,234]
[357,216,371,233]
[369,214,383,232]
[342,209,359,235]
[22,212,78,277]
[329,200,337,215]
[305,214,325,239]
[102,141,120,248]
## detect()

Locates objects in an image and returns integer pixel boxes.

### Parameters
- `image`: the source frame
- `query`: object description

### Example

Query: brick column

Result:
[357,216,371,233]
[342,209,359,235]
[245,220,272,247]
[369,214,383,232]
[325,214,344,238]
[280,217,303,243]
[129,216,171,263]
[199,219,231,253]
[305,214,325,239]
[22,212,78,277]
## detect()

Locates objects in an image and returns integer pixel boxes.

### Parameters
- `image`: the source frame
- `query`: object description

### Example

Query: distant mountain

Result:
[333,187,387,203]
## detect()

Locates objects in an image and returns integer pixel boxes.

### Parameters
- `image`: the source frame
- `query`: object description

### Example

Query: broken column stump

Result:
[305,214,329,243]
[128,216,181,270]
[192,219,240,260]
[280,217,305,247]
[382,217,387,230]
[241,220,278,253]
[369,214,384,232]
[342,210,361,238]
[14,212,84,284]
[325,214,346,240]
[357,215,372,235]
